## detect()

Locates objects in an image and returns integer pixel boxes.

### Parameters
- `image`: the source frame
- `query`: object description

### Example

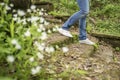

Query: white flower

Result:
[39,24,44,28]
[17,10,25,16]
[45,47,50,53]
[36,66,41,71]
[7,55,15,63]
[27,9,31,13]
[47,30,52,34]
[13,14,18,17]
[37,24,45,32]
[31,66,41,75]
[40,32,47,40]
[44,21,49,25]
[45,13,48,16]
[55,45,59,49]
[15,44,21,50]
[41,43,46,46]
[21,18,27,25]
[37,52,44,60]
[16,17,22,24]
[39,11,43,16]
[23,20,27,25]
[37,8,40,11]
[52,28,57,32]
[62,47,69,53]
[42,27,45,31]
[41,8,44,11]
[5,5,11,10]
[37,44,45,51]
[24,30,31,37]
[31,68,37,75]
[34,42,45,51]
[29,57,34,62]
[30,5,36,10]
[55,25,59,30]
[30,16,39,22]
[65,64,69,69]
[13,17,17,21]
[12,9,16,13]
[34,41,39,46]
[0,2,5,6]
[39,17,45,23]
[37,28,42,32]
[39,24,45,31]
[10,3,14,7]
[49,46,55,53]
[27,18,31,22]
[11,39,21,49]
[11,39,18,45]
[45,46,54,53]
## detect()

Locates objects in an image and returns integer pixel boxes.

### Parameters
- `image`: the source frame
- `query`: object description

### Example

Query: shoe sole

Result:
[58,29,73,37]
[79,41,95,45]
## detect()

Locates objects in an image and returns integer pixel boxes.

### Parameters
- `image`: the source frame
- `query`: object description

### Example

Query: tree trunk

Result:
[10,0,31,9]
[33,1,54,12]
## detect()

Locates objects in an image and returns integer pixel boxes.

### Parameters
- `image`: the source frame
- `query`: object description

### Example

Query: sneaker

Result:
[79,38,95,45]
[58,28,73,37]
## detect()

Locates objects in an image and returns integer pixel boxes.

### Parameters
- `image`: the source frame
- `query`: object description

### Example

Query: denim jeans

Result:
[62,0,89,40]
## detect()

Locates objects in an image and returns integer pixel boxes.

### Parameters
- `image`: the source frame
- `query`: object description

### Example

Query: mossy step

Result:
[45,18,62,24]
[46,28,98,46]
[45,25,77,47]
[90,32,120,47]
[46,32,78,47]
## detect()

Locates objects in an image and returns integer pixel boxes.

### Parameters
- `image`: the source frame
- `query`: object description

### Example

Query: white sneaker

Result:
[58,28,73,37]
[79,38,95,45]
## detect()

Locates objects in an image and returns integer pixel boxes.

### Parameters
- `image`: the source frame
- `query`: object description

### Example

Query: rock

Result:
[95,43,114,63]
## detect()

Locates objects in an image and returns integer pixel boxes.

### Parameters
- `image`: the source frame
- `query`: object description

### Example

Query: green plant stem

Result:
[10,20,15,38]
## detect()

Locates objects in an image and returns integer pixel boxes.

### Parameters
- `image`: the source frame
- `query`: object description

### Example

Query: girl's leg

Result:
[78,0,89,40]
[62,0,89,31]
[79,16,87,40]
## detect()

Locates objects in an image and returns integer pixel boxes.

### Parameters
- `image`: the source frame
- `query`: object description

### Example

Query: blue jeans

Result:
[62,0,89,40]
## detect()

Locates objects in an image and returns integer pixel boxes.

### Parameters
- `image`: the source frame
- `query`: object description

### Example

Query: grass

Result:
[40,0,120,36]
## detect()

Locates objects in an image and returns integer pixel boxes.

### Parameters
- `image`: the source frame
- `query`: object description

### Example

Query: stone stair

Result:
[29,1,120,79]
[40,18,120,80]
[32,7,120,79]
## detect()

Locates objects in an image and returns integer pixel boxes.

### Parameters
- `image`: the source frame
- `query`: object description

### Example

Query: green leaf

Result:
[77,70,88,75]
[0,77,13,80]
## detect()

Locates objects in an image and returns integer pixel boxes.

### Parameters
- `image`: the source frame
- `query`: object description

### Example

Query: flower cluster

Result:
[31,66,41,75]
[0,2,69,78]
[6,55,15,63]
[11,39,21,50]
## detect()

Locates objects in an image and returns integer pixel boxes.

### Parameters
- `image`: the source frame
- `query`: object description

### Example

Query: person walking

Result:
[58,0,95,45]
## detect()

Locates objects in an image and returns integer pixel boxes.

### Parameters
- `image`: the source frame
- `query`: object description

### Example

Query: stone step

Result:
[46,28,98,46]
[50,39,119,80]
[45,32,78,47]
